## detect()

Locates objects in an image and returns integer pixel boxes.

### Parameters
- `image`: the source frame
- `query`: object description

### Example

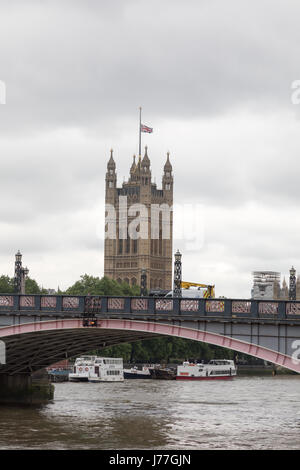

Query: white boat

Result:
[69,356,124,382]
[176,359,237,380]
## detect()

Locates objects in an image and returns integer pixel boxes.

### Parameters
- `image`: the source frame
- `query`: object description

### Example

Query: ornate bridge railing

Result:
[0,294,300,320]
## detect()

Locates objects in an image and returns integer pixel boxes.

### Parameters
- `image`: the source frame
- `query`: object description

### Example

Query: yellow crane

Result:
[181,281,215,298]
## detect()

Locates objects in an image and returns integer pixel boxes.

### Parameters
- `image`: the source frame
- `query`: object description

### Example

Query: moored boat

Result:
[176,359,237,380]
[69,356,124,382]
[123,366,152,379]
[68,356,96,382]
[149,366,176,380]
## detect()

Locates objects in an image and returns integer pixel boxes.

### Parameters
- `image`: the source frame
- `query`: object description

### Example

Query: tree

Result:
[0,275,14,294]
[65,274,140,297]
[25,277,47,294]
[101,343,132,363]
[0,275,47,294]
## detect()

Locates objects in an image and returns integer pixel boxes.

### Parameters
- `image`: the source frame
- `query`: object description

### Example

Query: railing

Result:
[0,294,300,319]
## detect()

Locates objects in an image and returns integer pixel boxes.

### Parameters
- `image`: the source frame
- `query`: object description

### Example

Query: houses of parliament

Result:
[104,147,173,291]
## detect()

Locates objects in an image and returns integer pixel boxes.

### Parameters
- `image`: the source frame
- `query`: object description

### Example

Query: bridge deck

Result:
[0,294,300,321]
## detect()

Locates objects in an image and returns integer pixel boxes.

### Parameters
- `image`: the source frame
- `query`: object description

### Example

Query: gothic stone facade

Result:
[104,147,173,291]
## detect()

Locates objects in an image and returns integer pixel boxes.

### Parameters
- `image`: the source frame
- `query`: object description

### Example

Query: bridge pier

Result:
[0,372,54,405]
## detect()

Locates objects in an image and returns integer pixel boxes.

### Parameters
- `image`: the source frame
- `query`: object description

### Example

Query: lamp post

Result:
[173,249,182,297]
[289,266,296,301]
[14,251,22,294]
[14,251,29,294]
[141,269,147,296]
[21,266,29,295]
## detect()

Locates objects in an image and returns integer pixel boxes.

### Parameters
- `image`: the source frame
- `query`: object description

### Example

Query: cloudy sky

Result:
[1,0,300,297]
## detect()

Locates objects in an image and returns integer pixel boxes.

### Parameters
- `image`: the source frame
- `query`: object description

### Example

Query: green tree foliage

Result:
[101,343,132,363]
[25,277,47,294]
[65,274,140,296]
[0,275,47,294]
[0,275,15,293]
[97,337,236,364]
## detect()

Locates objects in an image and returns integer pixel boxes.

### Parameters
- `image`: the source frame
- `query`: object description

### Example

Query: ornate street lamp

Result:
[15,250,22,263]
[21,266,29,295]
[14,251,29,294]
[173,249,182,297]
[23,267,29,277]
[140,268,147,296]
[14,251,22,294]
[289,266,296,301]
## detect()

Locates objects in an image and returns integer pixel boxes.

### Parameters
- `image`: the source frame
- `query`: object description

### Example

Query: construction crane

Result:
[181,281,215,298]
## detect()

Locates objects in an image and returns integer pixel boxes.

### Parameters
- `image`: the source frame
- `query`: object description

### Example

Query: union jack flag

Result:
[141,124,153,133]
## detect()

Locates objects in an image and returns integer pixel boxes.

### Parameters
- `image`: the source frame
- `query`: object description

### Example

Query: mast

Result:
[139,106,142,157]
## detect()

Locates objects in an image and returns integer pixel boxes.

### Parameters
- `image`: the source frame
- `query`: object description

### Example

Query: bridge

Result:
[0,293,299,403]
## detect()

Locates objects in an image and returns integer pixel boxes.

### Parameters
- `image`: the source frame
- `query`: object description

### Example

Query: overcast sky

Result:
[1,0,300,297]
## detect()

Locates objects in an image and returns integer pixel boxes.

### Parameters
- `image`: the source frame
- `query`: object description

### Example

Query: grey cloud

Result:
[0,0,300,133]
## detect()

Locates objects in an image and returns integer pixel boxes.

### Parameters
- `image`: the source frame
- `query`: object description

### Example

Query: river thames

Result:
[0,375,299,450]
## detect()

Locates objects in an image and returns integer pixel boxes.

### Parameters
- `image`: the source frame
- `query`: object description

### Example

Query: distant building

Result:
[251,268,300,300]
[47,289,56,295]
[104,147,173,291]
[251,271,281,300]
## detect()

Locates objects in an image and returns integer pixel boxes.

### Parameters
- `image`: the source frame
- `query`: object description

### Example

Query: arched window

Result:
[132,239,138,253]
[124,278,129,285]
[132,277,137,286]
[126,229,130,253]
[159,229,162,255]
[117,278,122,284]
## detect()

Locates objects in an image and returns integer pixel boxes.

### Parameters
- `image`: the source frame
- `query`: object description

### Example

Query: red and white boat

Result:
[176,360,237,380]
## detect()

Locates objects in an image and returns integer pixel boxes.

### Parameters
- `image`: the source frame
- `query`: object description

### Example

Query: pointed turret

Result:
[129,154,138,183]
[140,146,151,186]
[106,148,116,190]
[107,149,116,171]
[141,146,150,169]
[130,155,137,174]
[164,151,172,172]
[162,151,173,193]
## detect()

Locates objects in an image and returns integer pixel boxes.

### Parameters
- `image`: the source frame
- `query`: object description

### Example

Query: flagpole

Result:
[139,106,142,157]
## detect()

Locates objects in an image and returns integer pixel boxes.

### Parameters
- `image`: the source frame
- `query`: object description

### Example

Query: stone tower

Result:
[104,147,173,291]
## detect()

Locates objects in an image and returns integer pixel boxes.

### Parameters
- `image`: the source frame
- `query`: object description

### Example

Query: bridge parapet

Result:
[0,294,300,321]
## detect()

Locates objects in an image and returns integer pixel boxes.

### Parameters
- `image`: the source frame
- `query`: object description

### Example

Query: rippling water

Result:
[0,376,299,450]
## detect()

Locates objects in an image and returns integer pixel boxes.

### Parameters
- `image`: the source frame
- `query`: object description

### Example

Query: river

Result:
[0,375,299,450]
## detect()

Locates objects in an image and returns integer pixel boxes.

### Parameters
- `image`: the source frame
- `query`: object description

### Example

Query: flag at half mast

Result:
[138,107,153,156]
[141,124,153,133]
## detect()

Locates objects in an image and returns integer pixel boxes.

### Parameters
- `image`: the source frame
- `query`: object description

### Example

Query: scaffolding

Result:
[251,271,281,300]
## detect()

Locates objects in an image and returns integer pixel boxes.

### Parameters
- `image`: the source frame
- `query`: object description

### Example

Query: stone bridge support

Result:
[0,373,54,405]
